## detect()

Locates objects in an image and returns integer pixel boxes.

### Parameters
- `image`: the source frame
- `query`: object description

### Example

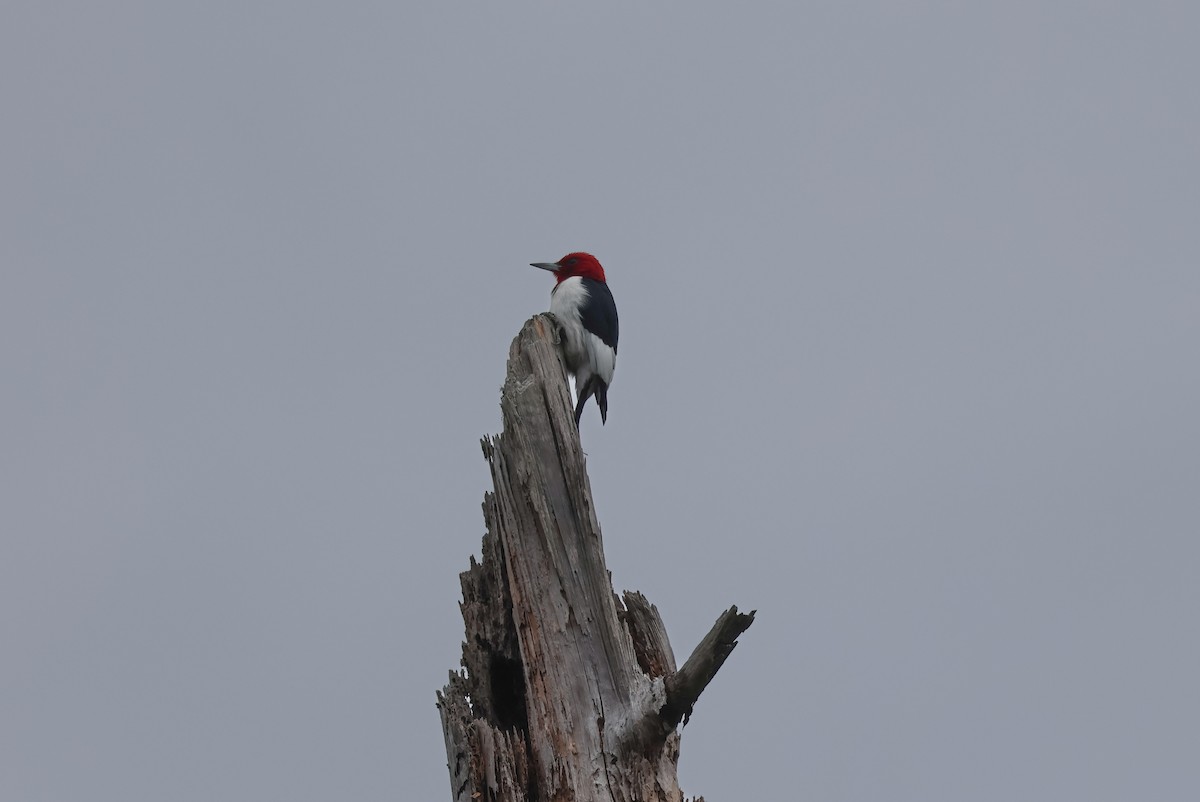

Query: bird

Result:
[530,252,619,426]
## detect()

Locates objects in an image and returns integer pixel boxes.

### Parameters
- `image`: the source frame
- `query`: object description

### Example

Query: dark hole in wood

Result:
[488,653,529,733]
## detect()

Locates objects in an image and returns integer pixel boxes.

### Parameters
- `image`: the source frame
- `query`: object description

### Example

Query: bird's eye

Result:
[565,257,577,265]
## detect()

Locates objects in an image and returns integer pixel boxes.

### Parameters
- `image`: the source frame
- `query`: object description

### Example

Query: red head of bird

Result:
[530,252,607,284]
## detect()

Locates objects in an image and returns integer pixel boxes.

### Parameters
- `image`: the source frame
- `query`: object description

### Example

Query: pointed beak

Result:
[530,262,559,273]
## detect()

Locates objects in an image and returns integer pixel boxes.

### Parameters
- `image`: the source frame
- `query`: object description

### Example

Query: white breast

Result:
[549,276,616,387]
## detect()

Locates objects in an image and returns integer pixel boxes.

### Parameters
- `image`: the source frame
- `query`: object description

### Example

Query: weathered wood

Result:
[618,591,676,680]
[662,607,756,728]
[437,315,754,801]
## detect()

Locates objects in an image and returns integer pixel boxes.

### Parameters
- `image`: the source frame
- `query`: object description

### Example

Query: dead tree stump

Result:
[437,316,755,802]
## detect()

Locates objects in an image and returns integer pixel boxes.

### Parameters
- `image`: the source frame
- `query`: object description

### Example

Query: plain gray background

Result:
[3,2,1197,800]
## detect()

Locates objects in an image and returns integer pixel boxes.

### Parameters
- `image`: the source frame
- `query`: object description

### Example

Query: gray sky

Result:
[3,3,1198,800]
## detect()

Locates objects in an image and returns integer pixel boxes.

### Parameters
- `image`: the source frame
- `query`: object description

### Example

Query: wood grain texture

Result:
[437,316,754,801]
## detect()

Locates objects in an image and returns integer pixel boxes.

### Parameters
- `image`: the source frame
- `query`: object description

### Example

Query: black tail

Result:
[574,377,609,426]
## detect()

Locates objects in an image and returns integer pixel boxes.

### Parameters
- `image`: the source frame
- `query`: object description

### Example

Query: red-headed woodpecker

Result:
[530,252,619,426]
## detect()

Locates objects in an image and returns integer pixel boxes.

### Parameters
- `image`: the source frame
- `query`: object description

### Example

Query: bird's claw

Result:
[543,313,566,343]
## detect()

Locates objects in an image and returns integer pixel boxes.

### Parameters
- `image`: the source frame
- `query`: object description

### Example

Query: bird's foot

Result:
[543,312,567,344]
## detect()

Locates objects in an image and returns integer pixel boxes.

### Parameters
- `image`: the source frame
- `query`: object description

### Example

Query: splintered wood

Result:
[437,316,754,802]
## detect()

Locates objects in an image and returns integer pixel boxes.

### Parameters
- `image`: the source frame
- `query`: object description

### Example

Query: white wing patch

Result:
[586,332,616,386]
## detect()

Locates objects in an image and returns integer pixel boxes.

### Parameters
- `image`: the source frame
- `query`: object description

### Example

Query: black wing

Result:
[579,278,619,352]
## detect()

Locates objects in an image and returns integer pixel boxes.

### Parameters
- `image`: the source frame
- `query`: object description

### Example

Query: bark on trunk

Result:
[437,315,755,802]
